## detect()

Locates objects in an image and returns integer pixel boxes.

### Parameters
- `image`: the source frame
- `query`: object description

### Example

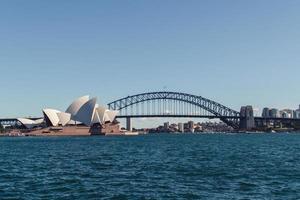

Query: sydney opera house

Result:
[17,95,121,136]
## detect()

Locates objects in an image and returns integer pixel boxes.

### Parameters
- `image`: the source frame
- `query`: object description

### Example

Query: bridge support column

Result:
[240,106,256,131]
[126,117,132,131]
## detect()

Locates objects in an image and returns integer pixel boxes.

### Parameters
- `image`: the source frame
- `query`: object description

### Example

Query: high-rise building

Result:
[295,105,300,119]
[281,109,294,118]
[262,108,270,118]
[178,123,184,133]
[296,111,300,119]
[269,108,280,118]
[280,111,288,118]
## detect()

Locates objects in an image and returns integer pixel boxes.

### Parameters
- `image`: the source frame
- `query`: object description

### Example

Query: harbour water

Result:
[1,133,300,199]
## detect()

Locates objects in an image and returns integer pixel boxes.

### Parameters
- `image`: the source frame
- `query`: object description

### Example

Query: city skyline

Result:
[1,0,300,118]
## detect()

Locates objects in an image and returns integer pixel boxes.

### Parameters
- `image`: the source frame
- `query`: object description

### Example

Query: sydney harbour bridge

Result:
[1,91,300,131]
[107,91,300,131]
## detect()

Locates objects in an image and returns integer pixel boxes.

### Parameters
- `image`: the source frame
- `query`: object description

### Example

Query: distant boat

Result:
[105,131,139,136]
[124,132,139,136]
[8,132,25,137]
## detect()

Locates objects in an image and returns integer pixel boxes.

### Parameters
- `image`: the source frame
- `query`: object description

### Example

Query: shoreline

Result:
[1,131,300,138]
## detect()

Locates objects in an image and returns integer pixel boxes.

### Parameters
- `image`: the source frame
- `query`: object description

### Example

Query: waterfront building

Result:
[295,105,300,118]
[42,95,118,127]
[280,109,294,118]
[280,110,290,118]
[269,108,280,118]
[15,95,120,135]
[262,108,270,118]
[188,121,194,133]
[262,106,300,119]
[178,123,184,133]
[164,122,169,131]
[293,110,297,119]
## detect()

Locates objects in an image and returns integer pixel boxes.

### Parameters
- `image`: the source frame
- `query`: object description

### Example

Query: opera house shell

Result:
[42,95,119,128]
[17,118,42,129]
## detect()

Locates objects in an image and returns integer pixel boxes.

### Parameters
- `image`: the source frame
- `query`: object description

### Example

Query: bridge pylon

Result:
[239,106,255,131]
[126,117,132,131]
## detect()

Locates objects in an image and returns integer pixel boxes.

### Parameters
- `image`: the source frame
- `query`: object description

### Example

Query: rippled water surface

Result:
[1,133,300,199]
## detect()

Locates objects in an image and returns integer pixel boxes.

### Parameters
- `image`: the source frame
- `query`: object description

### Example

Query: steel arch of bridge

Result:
[108,92,240,129]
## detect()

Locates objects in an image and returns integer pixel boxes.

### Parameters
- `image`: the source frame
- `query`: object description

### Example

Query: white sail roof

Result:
[93,107,118,124]
[34,118,44,124]
[95,106,106,124]
[57,112,71,126]
[41,95,118,127]
[66,95,90,120]
[106,110,119,122]
[17,118,39,129]
[43,109,61,127]
[75,98,97,126]
[103,110,112,122]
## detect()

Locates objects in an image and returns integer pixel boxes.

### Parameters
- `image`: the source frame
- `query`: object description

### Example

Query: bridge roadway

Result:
[115,115,241,119]
[117,115,300,121]
[0,115,240,124]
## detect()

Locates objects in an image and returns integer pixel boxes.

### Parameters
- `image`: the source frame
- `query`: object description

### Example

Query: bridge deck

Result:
[116,115,241,119]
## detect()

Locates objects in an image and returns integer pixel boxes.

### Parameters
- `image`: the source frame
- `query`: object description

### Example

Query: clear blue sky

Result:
[1,0,300,119]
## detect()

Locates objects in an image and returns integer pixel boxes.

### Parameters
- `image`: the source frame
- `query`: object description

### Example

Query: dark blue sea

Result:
[1,133,300,200]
